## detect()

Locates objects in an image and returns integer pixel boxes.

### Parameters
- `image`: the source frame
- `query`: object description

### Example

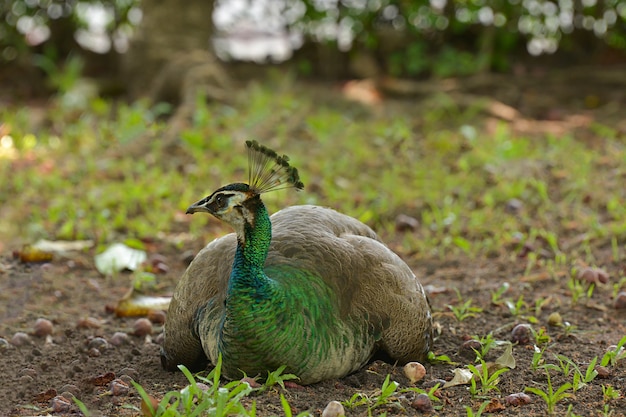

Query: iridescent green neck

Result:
[228,200,273,295]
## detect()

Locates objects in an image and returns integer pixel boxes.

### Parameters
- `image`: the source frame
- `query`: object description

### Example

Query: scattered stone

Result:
[77,317,102,329]
[20,367,38,378]
[403,362,426,384]
[19,375,34,385]
[88,347,101,357]
[118,367,138,382]
[110,332,130,347]
[485,398,506,412]
[133,318,153,337]
[33,318,54,337]
[0,337,9,349]
[505,198,523,214]
[87,337,109,351]
[411,393,433,413]
[595,365,610,379]
[505,392,532,406]
[148,310,166,325]
[614,292,626,310]
[240,377,261,388]
[510,324,533,345]
[395,214,420,232]
[49,395,72,413]
[11,332,32,347]
[59,384,81,398]
[322,400,345,417]
[547,312,563,327]
[577,267,610,284]
[34,388,57,403]
[109,379,130,396]
[459,339,482,358]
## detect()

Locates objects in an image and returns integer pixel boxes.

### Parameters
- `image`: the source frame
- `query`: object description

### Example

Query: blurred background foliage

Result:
[1,0,625,90]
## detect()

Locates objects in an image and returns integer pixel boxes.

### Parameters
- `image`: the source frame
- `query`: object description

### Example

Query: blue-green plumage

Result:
[161,142,432,384]
[196,198,376,382]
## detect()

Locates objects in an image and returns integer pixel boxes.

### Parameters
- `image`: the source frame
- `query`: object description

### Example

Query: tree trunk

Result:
[123,0,230,104]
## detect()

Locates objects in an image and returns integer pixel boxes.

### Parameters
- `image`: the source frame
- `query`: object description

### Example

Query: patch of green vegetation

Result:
[2,80,625,260]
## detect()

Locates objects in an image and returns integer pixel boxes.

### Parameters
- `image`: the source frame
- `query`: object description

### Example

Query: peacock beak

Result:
[186,198,212,215]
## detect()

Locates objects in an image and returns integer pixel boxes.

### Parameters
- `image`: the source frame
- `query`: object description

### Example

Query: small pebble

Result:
[395,214,420,232]
[577,267,597,284]
[154,332,165,345]
[118,367,139,381]
[33,318,54,337]
[0,337,9,349]
[20,368,38,378]
[76,317,102,329]
[505,198,523,214]
[19,375,34,385]
[133,318,153,337]
[614,292,626,310]
[322,400,345,417]
[109,379,130,396]
[403,362,426,384]
[88,347,101,357]
[595,365,610,378]
[577,267,610,284]
[110,332,130,347]
[505,392,532,406]
[59,384,81,398]
[11,332,32,346]
[459,339,482,358]
[148,310,166,325]
[547,312,563,327]
[510,324,533,345]
[411,393,433,413]
[49,395,72,413]
[240,377,261,388]
[87,337,109,350]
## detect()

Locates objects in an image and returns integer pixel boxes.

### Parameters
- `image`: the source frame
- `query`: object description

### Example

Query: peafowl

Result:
[161,141,432,384]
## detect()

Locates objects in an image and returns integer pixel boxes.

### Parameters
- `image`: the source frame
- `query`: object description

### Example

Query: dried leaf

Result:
[495,344,516,369]
[33,239,93,255]
[115,288,171,317]
[443,368,473,388]
[15,245,54,263]
[95,243,147,275]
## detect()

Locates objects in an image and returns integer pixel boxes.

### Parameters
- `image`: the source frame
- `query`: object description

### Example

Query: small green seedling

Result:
[525,371,573,415]
[427,351,458,365]
[447,297,483,321]
[602,385,621,401]
[263,365,299,391]
[505,294,527,316]
[468,359,510,396]
[471,333,500,360]
[490,282,510,305]
[600,336,626,367]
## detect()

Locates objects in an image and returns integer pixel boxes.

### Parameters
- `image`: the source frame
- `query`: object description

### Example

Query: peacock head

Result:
[186,141,304,231]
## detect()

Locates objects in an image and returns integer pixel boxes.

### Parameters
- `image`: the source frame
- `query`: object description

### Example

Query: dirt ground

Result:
[1,236,625,416]
[1,67,626,416]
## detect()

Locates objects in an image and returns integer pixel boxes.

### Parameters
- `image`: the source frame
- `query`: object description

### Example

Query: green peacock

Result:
[161,141,432,384]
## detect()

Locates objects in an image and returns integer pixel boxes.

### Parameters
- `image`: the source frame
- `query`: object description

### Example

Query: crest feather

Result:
[246,140,304,194]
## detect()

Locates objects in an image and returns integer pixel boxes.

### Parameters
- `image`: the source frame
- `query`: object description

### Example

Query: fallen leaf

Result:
[443,368,473,388]
[95,243,147,275]
[115,288,171,317]
[33,239,93,255]
[495,344,516,369]
[485,398,505,413]
[14,245,53,263]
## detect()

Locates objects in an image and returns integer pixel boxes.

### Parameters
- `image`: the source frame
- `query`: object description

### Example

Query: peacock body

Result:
[161,142,432,384]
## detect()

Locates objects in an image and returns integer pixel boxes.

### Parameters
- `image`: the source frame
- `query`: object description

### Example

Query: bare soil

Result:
[2,67,626,416]
[1,238,625,416]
